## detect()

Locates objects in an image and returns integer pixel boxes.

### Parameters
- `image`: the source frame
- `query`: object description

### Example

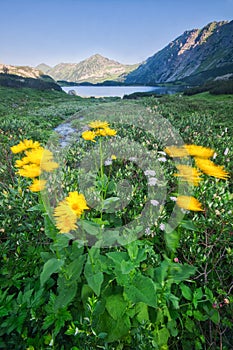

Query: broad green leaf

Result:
[66,255,86,281]
[170,263,197,283]
[40,258,64,287]
[105,294,128,320]
[167,319,178,337]
[154,327,170,346]
[95,310,130,343]
[180,220,198,231]
[185,317,195,332]
[102,197,120,212]
[165,230,180,252]
[55,279,77,310]
[85,271,103,296]
[210,309,220,324]
[81,220,100,236]
[193,310,208,321]
[124,274,157,308]
[135,302,150,324]
[121,260,135,274]
[180,283,193,301]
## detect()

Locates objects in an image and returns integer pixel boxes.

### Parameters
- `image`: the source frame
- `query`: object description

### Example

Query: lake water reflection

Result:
[62,85,180,98]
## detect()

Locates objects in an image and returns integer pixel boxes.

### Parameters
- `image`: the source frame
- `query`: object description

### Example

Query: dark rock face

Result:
[125,21,233,85]
[0,73,62,91]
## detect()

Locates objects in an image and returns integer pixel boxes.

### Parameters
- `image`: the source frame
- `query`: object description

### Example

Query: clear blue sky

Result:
[1,0,232,67]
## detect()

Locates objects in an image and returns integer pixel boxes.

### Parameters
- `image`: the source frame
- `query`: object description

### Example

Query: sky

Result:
[1,0,232,67]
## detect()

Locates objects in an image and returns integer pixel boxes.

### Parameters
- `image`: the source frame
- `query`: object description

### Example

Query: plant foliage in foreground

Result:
[0,88,232,349]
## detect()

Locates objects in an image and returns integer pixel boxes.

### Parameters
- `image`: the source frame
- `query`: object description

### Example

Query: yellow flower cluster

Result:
[11,139,59,192]
[165,144,229,211]
[82,120,117,142]
[54,191,89,233]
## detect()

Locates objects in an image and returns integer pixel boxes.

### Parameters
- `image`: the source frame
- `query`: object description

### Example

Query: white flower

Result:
[170,196,177,202]
[225,128,228,133]
[224,147,229,156]
[104,159,112,166]
[145,227,151,235]
[159,223,165,231]
[144,169,156,176]
[150,199,159,206]
[148,177,158,186]
[158,157,167,162]
[157,151,167,156]
[213,152,217,160]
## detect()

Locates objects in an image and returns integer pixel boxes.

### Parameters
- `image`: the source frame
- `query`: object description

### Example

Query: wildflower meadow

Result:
[0,87,232,349]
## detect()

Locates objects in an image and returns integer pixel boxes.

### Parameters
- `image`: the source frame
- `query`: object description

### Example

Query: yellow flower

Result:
[111,154,117,160]
[88,120,109,129]
[11,140,41,154]
[66,191,89,217]
[174,165,202,186]
[184,145,214,158]
[15,157,30,168]
[194,158,229,180]
[164,146,189,158]
[17,164,41,178]
[41,161,59,172]
[82,130,96,142]
[95,128,107,136]
[25,148,53,165]
[104,127,117,136]
[54,200,77,233]
[176,196,204,211]
[29,179,46,192]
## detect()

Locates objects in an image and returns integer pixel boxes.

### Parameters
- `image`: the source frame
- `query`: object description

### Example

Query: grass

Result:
[0,87,232,349]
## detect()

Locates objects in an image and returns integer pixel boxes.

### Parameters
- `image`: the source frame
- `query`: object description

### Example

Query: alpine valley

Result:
[0,20,233,88]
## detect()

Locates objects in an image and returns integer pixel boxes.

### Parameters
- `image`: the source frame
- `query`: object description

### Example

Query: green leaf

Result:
[95,310,130,343]
[27,204,44,212]
[170,263,197,283]
[121,260,135,274]
[40,258,64,287]
[135,302,150,324]
[167,319,178,337]
[185,317,195,332]
[105,294,128,320]
[180,220,198,231]
[165,230,180,252]
[55,279,77,310]
[65,255,86,281]
[81,220,100,236]
[180,283,193,301]
[102,197,120,212]
[85,271,103,296]
[44,214,57,239]
[154,327,170,346]
[124,274,157,308]
[193,310,208,321]
[210,309,220,324]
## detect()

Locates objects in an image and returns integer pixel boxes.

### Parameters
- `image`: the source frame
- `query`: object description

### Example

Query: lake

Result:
[62,85,181,98]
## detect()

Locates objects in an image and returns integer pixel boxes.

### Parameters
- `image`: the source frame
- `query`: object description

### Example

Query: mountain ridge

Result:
[36,54,139,83]
[125,20,233,85]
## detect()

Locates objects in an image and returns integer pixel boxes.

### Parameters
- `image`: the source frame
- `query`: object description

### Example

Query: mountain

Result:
[0,64,62,91]
[36,54,139,83]
[125,20,233,85]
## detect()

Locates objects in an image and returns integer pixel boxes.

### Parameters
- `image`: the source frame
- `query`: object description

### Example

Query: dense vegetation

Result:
[183,78,233,96]
[0,87,232,349]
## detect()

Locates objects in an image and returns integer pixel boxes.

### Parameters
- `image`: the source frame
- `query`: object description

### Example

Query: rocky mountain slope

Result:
[36,54,139,83]
[125,20,233,85]
[0,64,61,90]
